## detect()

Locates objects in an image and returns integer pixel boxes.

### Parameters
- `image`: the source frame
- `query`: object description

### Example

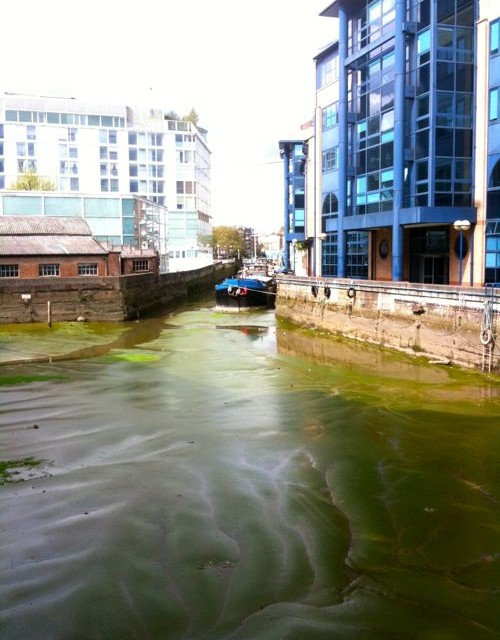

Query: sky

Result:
[1,0,338,233]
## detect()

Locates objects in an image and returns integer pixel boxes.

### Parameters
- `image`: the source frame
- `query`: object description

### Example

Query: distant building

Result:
[0,93,212,271]
[279,0,500,286]
[0,191,168,272]
[0,215,158,279]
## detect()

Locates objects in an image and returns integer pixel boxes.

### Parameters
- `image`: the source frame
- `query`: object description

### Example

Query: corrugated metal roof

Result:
[0,235,107,256]
[0,216,92,236]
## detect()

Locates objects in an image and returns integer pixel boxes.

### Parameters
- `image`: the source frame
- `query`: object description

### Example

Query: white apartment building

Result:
[0,93,213,271]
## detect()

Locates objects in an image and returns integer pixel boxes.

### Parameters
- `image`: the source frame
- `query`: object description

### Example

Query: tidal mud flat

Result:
[1,303,499,639]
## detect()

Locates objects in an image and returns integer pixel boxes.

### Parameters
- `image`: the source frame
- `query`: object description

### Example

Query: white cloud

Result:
[2,0,337,232]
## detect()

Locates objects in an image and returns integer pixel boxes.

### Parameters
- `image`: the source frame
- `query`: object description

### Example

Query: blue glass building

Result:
[281,0,500,286]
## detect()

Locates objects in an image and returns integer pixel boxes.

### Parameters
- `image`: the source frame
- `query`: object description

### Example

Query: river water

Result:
[1,298,499,640]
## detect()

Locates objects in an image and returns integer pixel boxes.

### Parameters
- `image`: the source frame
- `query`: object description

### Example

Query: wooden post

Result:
[47,301,52,327]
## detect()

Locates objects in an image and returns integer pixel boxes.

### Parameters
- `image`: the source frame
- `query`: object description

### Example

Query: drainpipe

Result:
[337,5,348,278]
[392,0,406,281]
[282,145,290,269]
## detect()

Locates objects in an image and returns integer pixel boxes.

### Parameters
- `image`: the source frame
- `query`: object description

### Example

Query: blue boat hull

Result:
[215,277,276,310]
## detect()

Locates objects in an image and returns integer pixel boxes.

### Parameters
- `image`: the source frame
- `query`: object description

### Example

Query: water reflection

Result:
[0,303,499,640]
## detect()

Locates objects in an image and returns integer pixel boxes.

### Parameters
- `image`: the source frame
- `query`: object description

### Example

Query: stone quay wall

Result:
[0,262,235,324]
[275,277,500,372]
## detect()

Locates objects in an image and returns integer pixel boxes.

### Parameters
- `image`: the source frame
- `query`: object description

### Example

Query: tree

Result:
[183,108,199,126]
[10,170,56,191]
[164,110,180,121]
[212,226,246,258]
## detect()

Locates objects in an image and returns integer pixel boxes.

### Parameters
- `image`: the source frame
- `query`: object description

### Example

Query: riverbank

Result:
[275,276,499,373]
[0,262,236,324]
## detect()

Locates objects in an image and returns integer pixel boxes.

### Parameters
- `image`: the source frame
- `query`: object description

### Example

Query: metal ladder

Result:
[481,285,498,373]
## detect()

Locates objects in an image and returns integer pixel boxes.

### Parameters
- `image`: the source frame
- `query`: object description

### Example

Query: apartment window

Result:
[490,88,500,121]
[70,178,79,191]
[0,264,19,277]
[322,232,338,277]
[491,20,500,55]
[323,103,338,129]
[316,54,338,90]
[132,260,149,272]
[322,148,338,172]
[39,264,60,277]
[78,263,98,275]
[346,231,369,279]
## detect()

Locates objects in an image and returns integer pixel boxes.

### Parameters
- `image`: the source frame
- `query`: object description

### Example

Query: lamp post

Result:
[453,220,470,285]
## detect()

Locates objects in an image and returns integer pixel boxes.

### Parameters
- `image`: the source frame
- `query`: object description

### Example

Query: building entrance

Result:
[409,227,449,285]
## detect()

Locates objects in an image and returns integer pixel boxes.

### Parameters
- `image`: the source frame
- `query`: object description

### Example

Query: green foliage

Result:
[10,170,56,191]
[212,226,246,258]
[164,110,180,121]
[183,108,199,126]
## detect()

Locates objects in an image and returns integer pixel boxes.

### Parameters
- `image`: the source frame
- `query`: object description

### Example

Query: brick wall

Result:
[1,256,110,278]
[0,262,236,324]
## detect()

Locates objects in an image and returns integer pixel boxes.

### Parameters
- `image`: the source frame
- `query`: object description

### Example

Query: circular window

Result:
[379,239,389,259]
[454,235,469,259]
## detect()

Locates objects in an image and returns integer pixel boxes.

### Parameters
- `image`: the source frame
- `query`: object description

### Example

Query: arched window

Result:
[488,157,500,189]
[322,192,338,215]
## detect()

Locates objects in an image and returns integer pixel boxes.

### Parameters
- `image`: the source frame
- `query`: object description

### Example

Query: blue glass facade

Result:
[486,17,500,284]
[278,140,307,271]
[312,0,482,284]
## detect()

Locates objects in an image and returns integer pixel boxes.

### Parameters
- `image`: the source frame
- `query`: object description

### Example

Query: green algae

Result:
[0,456,45,485]
[106,352,161,363]
[0,373,65,386]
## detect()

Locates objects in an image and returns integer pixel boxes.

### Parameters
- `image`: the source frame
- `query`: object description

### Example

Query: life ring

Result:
[241,287,248,296]
[480,328,493,346]
[311,285,318,297]
[235,288,242,296]
[347,286,356,299]
[324,286,331,299]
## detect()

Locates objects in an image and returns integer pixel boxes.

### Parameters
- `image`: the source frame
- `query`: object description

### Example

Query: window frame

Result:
[0,264,19,278]
[39,263,60,277]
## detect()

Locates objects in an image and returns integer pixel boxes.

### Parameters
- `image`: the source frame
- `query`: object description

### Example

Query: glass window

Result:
[491,20,500,55]
[0,264,19,277]
[39,264,60,277]
[455,64,473,92]
[435,128,454,156]
[323,103,338,129]
[418,29,430,54]
[488,159,500,188]
[454,129,472,157]
[436,62,455,90]
[78,263,98,275]
[490,88,499,121]
[133,260,149,272]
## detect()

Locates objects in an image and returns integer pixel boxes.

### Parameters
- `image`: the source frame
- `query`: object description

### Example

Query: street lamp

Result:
[453,220,470,285]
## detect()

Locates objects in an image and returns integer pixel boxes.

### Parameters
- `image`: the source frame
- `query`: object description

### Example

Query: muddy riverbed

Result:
[1,300,499,639]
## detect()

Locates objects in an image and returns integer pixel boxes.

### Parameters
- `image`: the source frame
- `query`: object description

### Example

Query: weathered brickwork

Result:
[0,263,235,324]
[275,277,499,372]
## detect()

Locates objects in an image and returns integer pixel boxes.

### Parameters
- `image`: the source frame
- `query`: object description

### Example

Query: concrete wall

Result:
[0,262,236,324]
[275,276,500,372]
